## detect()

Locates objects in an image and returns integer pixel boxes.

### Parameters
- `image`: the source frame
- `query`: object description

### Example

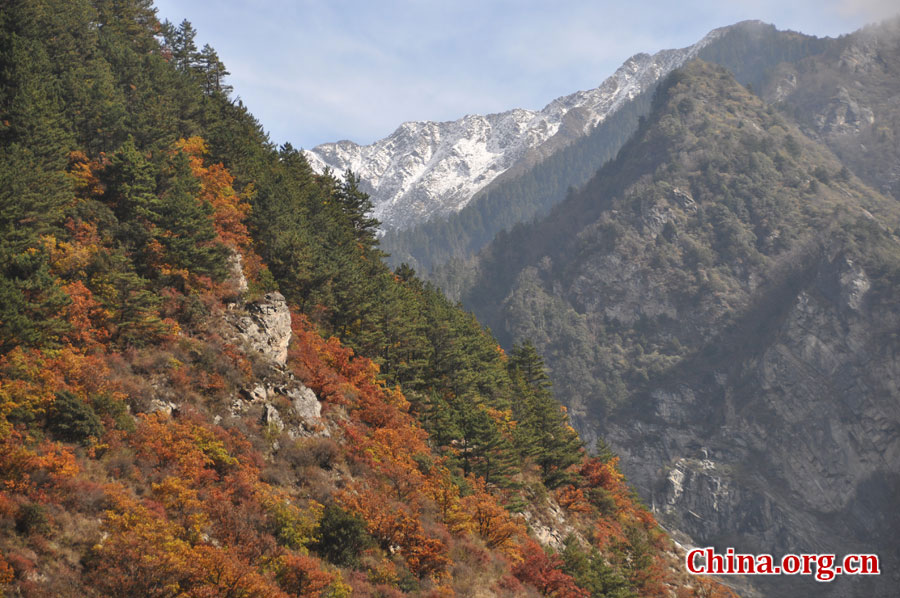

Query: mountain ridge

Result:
[303,24,745,230]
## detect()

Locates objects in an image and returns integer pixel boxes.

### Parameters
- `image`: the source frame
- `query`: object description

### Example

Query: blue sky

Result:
[153,0,897,149]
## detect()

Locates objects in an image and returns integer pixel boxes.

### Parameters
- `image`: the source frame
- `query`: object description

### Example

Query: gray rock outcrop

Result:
[228,292,292,365]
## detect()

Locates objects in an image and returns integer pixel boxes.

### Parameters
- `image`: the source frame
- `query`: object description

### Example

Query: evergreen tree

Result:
[336,169,379,247]
[454,400,518,487]
[170,19,200,74]
[510,342,583,487]
[197,44,232,97]
[155,149,229,281]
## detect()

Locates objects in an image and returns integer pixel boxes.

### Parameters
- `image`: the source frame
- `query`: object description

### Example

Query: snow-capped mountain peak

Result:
[303,26,729,231]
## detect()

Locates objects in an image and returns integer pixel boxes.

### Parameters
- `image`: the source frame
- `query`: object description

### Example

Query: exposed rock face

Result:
[236,379,323,426]
[228,292,292,365]
[816,87,875,135]
[603,253,900,597]
[761,17,900,201]
[521,496,579,552]
[220,270,324,436]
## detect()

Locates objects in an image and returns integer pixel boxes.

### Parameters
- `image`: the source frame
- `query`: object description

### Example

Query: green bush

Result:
[16,503,50,536]
[47,391,104,444]
[312,503,373,567]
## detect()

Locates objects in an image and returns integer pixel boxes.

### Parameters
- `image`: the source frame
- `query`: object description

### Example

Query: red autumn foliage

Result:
[512,541,588,598]
[276,554,334,598]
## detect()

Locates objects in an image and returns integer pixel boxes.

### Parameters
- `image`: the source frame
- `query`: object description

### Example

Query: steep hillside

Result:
[462,60,900,598]
[0,2,735,598]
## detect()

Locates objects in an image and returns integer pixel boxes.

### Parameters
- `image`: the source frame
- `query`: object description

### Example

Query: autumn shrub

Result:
[15,504,49,536]
[276,553,335,598]
[282,437,342,471]
[0,554,12,587]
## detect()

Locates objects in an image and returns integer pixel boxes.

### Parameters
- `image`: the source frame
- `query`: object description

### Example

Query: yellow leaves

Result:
[263,495,323,551]
[44,230,100,279]
[67,151,105,198]
[152,476,210,542]
[175,136,209,158]
[134,413,238,478]
[0,349,61,423]
[459,477,526,554]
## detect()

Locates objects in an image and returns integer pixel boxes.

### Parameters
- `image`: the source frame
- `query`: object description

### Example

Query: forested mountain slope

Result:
[0,2,737,597]
[461,60,900,598]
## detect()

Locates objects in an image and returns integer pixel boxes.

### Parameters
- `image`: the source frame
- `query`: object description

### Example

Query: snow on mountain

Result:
[303,25,731,231]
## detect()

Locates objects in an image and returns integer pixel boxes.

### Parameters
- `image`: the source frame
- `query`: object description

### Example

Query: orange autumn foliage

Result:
[555,485,591,514]
[459,478,526,553]
[132,412,239,483]
[92,492,285,598]
[276,554,335,598]
[67,150,105,198]
[289,314,531,567]
[175,137,253,252]
[0,433,79,497]
[339,486,450,580]
[61,281,112,348]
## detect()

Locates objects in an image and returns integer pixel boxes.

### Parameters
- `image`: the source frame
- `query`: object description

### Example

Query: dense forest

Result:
[0,2,735,597]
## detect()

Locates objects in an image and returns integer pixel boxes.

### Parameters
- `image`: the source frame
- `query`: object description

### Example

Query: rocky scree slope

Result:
[461,60,900,598]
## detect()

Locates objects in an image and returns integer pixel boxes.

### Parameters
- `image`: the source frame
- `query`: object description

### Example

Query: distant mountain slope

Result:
[304,27,732,230]
[758,16,900,200]
[461,60,900,598]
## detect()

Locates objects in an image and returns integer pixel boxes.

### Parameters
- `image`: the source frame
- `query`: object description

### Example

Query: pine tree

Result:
[510,342,583,487]
[170,19,200,74]
[155,149,229,281]
[0,1,74,352]
[336,169,379,247]
[197,44,232,97]
[455,400,518,487]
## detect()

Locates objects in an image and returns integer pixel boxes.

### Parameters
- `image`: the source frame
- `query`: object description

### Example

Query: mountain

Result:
[757,17,900,201]
[459,59,900,598]
[379,20,837,275]
[0,2,734,598]
[303,27,732,231]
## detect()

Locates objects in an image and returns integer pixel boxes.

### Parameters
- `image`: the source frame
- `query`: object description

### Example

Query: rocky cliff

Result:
[760,17,900,201]
[606,249,900,597]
